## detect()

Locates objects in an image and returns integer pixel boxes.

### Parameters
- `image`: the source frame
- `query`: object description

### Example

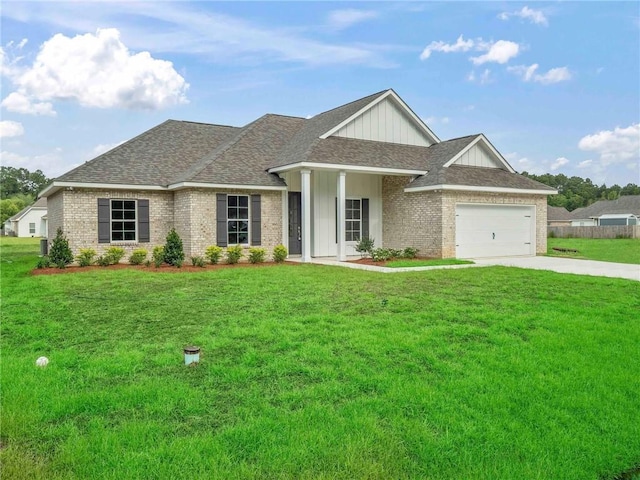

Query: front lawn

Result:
[547,237,640,264]
[2,238,639,479]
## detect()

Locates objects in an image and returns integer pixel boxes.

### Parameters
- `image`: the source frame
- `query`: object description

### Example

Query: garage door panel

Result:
[455,204,534,258]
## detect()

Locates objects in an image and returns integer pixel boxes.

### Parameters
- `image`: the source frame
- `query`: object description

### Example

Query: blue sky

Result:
[1,1,638,188]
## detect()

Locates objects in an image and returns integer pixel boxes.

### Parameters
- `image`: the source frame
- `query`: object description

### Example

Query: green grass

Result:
[547,237,640,264]
[2,238,639,480]
[385,258,474,268]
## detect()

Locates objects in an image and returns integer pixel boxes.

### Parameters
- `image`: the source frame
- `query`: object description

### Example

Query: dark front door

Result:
[288,192,302,255]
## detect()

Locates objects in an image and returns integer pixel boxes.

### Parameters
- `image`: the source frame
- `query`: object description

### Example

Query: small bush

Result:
[76,248,97,267]
[191,256,206,267]
[388,248,403,259]
[105,246,126,265]
[355,237,375,258]
[164,228,185,266]
[152,246,164,267]
[402,247,419,259]
[248,247,266,264]
[371,248,392,262]
[36,256,51,269]
[272,244,288,263]
[205,245,223,264]
[96,255,111,267]
[226,245,243,264]
[144,259,152,268]
[49,227,73,267]
[129,248,148,265]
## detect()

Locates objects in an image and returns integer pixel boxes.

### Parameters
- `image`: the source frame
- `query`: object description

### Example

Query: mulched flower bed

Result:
[346,257,436,267]
[32,261,298,276]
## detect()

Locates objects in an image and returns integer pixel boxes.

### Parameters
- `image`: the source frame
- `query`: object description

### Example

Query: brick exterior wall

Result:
[382,176,548,258]
[46,188,283,261]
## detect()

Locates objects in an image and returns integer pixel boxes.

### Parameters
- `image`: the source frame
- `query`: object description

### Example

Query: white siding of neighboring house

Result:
[453,143,503,168]
[311,171,382,257]
[332,97,432,146]
[15,208,47,237]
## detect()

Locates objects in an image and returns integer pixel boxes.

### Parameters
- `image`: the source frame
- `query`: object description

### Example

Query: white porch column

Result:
[301,169,312,262]
[336,171,347,261]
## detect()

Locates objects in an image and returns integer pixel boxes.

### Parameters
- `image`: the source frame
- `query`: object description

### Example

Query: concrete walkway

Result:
[290,255,640,281]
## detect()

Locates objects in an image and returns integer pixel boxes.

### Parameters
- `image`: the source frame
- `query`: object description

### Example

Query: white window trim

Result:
[29,222,36,234]
[110,199,138,243]
[227,194,250,246]
[345,198,362,243]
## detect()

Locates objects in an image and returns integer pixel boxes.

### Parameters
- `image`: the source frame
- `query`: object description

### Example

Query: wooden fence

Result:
[548,225,640,239]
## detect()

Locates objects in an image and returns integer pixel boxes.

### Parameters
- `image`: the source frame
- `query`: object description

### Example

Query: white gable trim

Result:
[40,181,168,197]
[319,90,440,144]
[13,206,47,222]
[404,184,557,195]
[443,135,516,173]
[168,182,286,191]
[269,162,427,176]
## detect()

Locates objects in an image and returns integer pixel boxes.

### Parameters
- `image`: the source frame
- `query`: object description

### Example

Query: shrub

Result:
[105,246,126,265]
[272,244,288,263]
[96,255,111,267]
[355,237,375,258]
[49,227,73,267]
[205,245,223,264]
[144,259,152,268]
[76,248,97,267]
[371,247,392,262]
[164,228,185,266]
[388,248,403,259]
[191,256,205,267]
[226,245,243,264]
[152,246,164,268]
[248,247,266,264]
[402,247,419,259]
[36,256,51,269]
[129,248,148,265]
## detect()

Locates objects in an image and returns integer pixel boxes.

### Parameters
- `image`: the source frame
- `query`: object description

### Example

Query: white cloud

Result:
[327,9,378,30]
[550,157,570,171]
[470,40,520,65]
[0,149,74,177]
[0,120,24,138]
[420,35,474,60]
[508,64,572,84]
[577,160,593,168]
[4,28,189,113]
[578,124,640,166]
[498,6,548,26]
[467,68,492,85]
[1,91,56,116]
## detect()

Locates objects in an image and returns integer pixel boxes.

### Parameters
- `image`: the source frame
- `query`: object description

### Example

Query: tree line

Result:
[1,167,51,226]
[521,172,640,211]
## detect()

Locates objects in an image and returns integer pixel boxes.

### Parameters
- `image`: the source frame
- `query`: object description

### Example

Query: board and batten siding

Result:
[453,143,503,168]
[311,171,382,257]
[332,97,432,146]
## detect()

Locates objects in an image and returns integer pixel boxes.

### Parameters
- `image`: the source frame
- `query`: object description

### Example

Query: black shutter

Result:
[98,198,110,243]
[138,199,149,243]
[251,194,261,246]
[362,198,369,239]
[216,193,228,247]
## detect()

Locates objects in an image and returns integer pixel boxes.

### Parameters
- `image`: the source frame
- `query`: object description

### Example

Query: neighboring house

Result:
[3,197,48,237]
[41,89,555,260]
[570,195,640,226]
[547,206,572,226]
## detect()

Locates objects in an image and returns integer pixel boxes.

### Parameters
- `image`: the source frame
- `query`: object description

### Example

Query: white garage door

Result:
[455,204,535,258]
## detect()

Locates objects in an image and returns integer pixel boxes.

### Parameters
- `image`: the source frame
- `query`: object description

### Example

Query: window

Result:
[227,195,249,244]
[111,200,137,241]
[29,223,36,234]
[345,199,361,242]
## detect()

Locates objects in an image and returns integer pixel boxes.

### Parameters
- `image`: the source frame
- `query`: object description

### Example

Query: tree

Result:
[0,198,26,226]
[49,228,74,268]
[0,167,50,199]
[163,228,185,266]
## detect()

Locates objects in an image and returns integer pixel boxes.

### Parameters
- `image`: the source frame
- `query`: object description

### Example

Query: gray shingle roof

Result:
[547,206,572,221]
[8,197,47,221]
[571,195,640,218]
[50,90,553,194]
[56,120,240,186]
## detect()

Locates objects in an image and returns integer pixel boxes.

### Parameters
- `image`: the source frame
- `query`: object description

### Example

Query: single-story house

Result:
[41,89,555,261]
[547,206,572,226]
[3,197,47,237]
[570,195,640,226]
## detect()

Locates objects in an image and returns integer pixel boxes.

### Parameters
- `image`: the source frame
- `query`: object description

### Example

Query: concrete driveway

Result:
[472,256,640,281]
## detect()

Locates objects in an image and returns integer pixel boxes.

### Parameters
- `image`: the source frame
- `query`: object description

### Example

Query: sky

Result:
[1,1,639,188]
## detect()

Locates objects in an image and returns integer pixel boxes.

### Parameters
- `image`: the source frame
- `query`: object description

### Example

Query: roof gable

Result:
[320,89,439,146]
[443,134,515,172]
